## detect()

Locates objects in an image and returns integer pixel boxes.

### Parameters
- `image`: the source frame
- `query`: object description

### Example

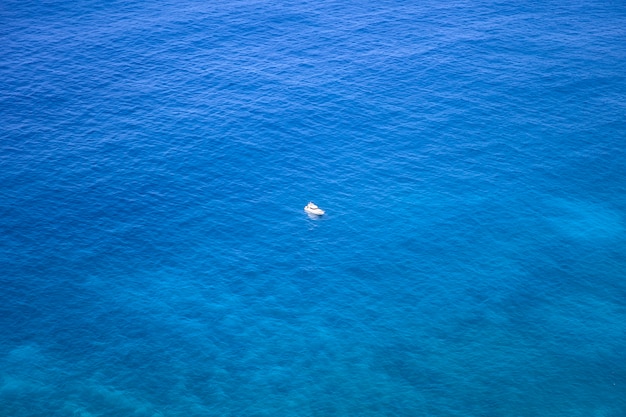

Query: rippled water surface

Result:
[2,0,626,415]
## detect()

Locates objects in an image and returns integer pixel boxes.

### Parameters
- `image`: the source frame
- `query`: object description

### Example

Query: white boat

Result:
[304,202,325,216]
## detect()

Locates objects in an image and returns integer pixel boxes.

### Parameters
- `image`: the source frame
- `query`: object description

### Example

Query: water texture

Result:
[1,0,626,415]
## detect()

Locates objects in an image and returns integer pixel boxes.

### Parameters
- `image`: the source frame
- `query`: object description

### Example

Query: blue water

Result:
[2,0,626,415]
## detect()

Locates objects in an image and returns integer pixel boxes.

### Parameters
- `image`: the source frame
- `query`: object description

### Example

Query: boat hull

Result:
[304,207,325,216]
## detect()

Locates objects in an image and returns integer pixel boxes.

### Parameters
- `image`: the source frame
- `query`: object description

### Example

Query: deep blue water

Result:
[2,0,626,415]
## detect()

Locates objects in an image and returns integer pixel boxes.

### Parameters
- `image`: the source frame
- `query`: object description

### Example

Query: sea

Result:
[1,0,626,416]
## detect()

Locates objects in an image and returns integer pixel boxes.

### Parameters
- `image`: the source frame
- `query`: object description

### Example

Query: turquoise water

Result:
[2,0,626,415]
